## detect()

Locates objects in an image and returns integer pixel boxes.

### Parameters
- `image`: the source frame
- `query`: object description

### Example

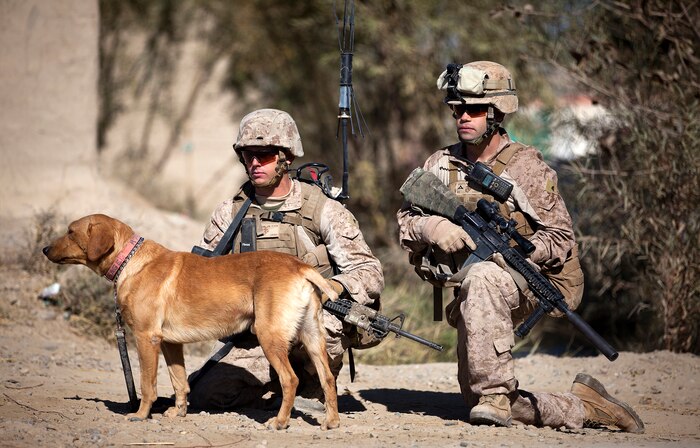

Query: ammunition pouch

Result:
[541,245,584,315]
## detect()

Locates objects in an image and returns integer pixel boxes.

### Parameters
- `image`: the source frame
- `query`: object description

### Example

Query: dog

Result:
[42,213,340,430]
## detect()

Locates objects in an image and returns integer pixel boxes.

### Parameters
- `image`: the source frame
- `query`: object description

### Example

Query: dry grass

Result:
[500,0,700,354]
[58,268,115,339]
[17,209,62,275]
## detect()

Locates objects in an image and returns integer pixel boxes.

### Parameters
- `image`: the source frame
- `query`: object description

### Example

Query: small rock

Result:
[39,283,61,299]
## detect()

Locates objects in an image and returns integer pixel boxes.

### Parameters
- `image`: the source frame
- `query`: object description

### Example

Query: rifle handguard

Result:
[476,199,535,255]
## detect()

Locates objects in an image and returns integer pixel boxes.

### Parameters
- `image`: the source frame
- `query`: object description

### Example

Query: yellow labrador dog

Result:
[43,213,340,430]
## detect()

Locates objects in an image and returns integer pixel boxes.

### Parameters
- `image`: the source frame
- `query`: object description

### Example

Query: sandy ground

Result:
[1,264,698,448]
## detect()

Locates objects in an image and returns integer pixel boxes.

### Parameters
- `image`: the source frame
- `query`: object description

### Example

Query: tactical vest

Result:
[447,142,536,241]
[419,142,584,313]
[228,182,334,278]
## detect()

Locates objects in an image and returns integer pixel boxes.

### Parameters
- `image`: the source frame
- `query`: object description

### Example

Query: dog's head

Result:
[42,214,135,275]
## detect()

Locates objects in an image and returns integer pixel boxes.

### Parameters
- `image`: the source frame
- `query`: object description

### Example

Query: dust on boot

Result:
[469,394,512,427]
[571,373,644,433]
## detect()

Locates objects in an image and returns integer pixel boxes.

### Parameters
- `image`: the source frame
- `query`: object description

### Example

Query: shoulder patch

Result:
[545,178,559,194]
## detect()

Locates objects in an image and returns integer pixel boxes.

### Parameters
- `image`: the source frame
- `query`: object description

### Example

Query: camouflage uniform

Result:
[397,130,587,428]
[189,177,383,410]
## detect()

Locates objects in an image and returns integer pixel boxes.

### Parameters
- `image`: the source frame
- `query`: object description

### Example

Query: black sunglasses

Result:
[450,104,489,118]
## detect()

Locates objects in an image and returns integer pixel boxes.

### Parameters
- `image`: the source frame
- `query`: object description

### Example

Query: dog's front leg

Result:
[127,332,161,421]
[161,341,189,418]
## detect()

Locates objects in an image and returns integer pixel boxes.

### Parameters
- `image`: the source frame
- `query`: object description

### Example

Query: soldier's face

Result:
[452,104,488,143]
[241,146,280,186]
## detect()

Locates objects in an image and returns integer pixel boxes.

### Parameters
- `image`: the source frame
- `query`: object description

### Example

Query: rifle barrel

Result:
[388,323,444,351]
[562,307,618,361]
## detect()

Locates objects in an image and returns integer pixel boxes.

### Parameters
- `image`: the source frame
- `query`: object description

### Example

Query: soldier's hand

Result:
[491,252,508,270]
[422,216,476,253]
[491,252,540,272]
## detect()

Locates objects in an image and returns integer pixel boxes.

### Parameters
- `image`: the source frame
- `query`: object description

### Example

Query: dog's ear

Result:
[87,222,114,262]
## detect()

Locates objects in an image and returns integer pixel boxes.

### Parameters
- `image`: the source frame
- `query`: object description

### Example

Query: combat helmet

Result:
[437,61,517,113]
[234,108,303,187]
[234,108,304,157]
[437,61,517,144]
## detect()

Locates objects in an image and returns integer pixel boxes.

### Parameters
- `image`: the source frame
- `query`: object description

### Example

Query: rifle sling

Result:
[433,287,443,321]
[211,198,253,256]
[188,336,242,389]
[348,347,356,382]
[115,328,139,411]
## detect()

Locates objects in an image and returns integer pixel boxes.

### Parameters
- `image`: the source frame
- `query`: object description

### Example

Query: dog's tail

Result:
[303,266,339,303]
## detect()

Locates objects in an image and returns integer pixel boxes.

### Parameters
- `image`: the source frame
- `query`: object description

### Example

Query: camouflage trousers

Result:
[445,261,586,429]
[188,311,348,410]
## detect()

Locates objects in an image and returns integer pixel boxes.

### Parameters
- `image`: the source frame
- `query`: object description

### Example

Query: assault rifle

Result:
[400,168,618,361]
[324,297,443,351]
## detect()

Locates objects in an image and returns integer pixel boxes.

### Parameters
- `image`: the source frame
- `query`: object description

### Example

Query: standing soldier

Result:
[397,61,644,432]
[189,108,383,409]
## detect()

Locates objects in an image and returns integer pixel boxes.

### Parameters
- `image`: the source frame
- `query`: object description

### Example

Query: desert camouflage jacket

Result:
[397,130,576,270]
[201,178,383,306]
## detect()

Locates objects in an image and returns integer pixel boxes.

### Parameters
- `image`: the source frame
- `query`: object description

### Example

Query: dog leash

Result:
[106,234,144,412]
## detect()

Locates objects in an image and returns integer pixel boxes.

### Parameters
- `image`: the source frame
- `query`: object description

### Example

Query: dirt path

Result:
[1,265,698,448]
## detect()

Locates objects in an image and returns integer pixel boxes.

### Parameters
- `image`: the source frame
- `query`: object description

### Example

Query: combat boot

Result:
[469,394,512,427]
[571,373,644,433]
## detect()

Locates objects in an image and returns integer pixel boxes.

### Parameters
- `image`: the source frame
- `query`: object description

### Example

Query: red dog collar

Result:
[104,234,143,282]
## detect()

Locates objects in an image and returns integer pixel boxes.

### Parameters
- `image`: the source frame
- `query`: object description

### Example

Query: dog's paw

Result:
[321,417,340,430]
[164,405,187,418]
[265,416,290,430]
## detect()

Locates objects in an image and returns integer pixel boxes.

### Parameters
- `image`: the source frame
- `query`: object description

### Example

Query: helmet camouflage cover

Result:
[437,61,518,114]
[234,108,304,157]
